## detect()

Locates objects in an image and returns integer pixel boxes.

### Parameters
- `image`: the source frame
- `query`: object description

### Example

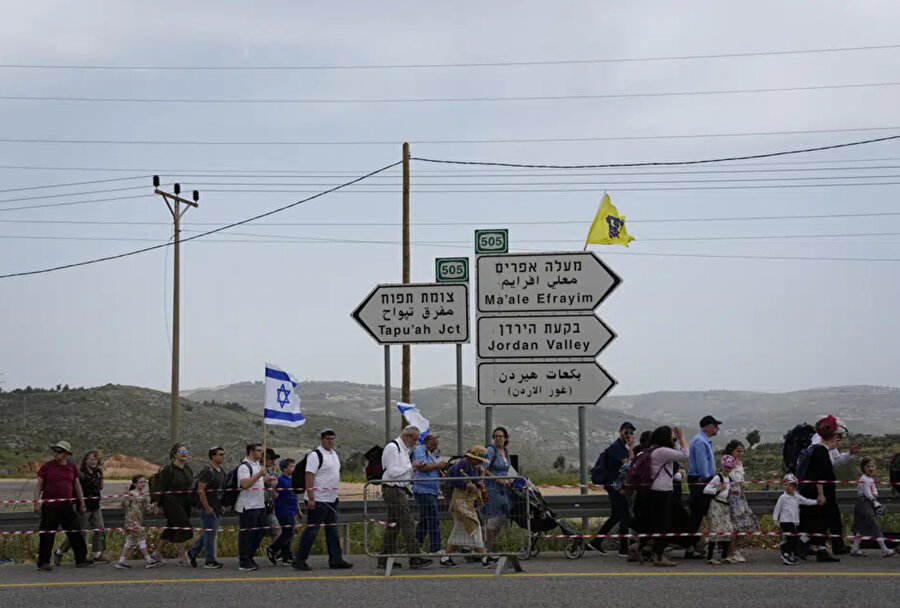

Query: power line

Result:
[0,160,402,279]
[5,80,900,104]
[0,184,151,205]
[0,194,153,213]
[3,210,900,228]
[412,134,900,169]
[0,175,148,194]
[1,43,897,70]
[4,125,900,146]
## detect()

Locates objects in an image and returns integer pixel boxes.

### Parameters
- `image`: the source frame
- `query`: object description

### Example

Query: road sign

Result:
[435,257,469,283]
[476,251,620,313]
[477,361,616,406]
[352,283,469,345]
[475,229,508,254]
[477,314,615,359]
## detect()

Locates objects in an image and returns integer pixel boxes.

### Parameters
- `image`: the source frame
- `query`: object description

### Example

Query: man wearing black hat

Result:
[688,415,721,539]
[589,422,636,555]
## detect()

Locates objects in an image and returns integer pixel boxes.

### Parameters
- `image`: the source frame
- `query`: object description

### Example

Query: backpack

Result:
[365,441,402,481]
[795,443,825,482]
[590,448,609,485]
[889,452,900,495]
[220,462,252,510]
[291,449,324,493]
[147,465,167,505]
[624,447,663,491]
[782,423,816,473]
[610,461,630,492]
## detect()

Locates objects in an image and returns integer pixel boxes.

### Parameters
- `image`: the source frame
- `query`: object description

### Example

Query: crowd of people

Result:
[29,414,894,572]
[588,413,894,567]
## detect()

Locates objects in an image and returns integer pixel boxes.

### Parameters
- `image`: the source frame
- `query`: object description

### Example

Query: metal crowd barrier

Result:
[363,475,529,577]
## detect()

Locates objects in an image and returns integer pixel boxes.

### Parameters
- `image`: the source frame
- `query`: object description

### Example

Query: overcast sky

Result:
[1,1,899,397]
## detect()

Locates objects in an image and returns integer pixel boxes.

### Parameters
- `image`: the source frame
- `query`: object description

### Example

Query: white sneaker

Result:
[723,556,741,565]
[732,551,746,563]
[707,558,723,565]
[882,549,896,558]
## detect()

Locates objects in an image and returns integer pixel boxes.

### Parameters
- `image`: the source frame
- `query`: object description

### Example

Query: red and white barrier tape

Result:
[2,486,344,506]
[0,519,395,537]
[538,530,900,541]
[534,479,896,490]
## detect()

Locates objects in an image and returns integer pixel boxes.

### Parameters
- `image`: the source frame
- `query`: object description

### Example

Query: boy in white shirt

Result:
[773,473,818,565]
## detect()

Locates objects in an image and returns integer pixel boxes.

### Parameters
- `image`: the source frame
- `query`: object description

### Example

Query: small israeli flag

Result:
[263,363,305,428]
[397,402,429,443]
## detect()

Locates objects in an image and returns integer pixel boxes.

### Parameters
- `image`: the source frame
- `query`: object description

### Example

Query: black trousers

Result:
[595,486,631,554]
[38,505,88,567]
[687,475,712,534]
[826,507,846,553]
[780,522,800,556]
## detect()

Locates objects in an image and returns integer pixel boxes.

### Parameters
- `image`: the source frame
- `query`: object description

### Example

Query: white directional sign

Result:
[352,283,469,345]
[477,314,615,359]
[477,361,616,406]
[477,252,621,313]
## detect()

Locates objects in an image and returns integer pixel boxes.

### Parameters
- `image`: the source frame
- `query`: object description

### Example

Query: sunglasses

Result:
[623,431,634,436]
[176,449,189,455]
[53,449,67,454]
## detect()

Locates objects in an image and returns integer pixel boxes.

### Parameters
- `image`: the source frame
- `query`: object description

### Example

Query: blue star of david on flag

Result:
[263,363,305,428]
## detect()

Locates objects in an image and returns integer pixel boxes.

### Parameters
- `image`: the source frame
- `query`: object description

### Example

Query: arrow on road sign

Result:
[477,361,616,406]
[477,314,615,359]
[352,282,470,345]
[477,251,621,314]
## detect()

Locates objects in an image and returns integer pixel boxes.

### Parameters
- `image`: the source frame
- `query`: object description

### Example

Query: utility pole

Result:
[153,176,199,444]
[401,142,411,423]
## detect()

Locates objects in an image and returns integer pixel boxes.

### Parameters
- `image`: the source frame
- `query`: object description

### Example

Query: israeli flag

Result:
[397,402,429,443]
[263,363,305,428]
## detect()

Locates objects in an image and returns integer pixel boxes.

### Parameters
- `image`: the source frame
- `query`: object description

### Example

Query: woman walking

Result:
[799,415,841,562]
[483,427,512,552]
[639,425,688,567]
[151,443,194,565]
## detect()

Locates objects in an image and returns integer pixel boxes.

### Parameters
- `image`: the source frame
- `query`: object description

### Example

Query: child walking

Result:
[703,455,738,565]
[267,458,299,565]
[773,473,818,565]
[117,475,161,569]
[850,458,896,557]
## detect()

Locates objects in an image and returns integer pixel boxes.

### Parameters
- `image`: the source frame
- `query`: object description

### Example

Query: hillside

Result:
[0,385,382,475]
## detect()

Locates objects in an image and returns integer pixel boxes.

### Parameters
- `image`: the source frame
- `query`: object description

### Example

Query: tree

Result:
[552,455,566,472]
[746,429,761,449]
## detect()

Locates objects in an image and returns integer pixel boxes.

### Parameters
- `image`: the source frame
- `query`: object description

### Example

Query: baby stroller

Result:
[508,478,587,559]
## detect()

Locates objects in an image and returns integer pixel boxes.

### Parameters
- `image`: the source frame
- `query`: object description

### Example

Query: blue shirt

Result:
[446,459,479,490]
[411,444,440,495]
[274,474,298,518]
[688,432,715,478]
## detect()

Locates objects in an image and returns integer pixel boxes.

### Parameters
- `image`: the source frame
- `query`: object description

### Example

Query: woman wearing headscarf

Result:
[798,415,841,562]
[445,445,497,568]
[150,443,194,565]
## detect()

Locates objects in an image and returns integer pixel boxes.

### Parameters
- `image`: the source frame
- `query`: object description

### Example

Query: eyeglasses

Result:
[52,448,66,454]
[623,431,634,436]
[176,449,189,455]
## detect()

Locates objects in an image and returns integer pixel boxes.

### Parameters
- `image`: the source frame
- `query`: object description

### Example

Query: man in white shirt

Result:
[292,429,352,571]
[378,426,432,570]
[236,443,274,571]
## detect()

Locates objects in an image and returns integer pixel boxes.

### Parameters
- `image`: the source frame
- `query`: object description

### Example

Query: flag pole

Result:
[584,191,606,251]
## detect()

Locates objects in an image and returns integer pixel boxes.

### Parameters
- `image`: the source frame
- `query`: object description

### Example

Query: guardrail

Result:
[1,489,893,532]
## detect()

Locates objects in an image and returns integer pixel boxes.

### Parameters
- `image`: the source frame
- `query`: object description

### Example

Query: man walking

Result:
[236,443,275,571]
[379,426,432,570]
[590,422,636,555]
[688,415,721,538]
[413,433,451,565]
[292,429,352,570]
[34,441,93,571]
[187,446,227,569]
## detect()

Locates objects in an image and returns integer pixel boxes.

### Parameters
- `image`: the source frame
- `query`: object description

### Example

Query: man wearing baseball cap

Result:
[688,415,722,542]
[34,441,93,570]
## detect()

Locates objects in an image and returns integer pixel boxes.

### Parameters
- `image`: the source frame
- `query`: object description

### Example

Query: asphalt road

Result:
[2,550,899,607]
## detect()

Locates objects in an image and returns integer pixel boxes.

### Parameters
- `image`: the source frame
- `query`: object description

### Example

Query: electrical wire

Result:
[4,125,900,146]
[0,160,402,279]
[0,194,153,213]
[5,80,900,104]
[1,43,897,70]
[0,175,148,194]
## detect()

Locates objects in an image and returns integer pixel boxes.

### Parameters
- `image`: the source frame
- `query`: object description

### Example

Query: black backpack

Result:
[782,423,816,473]
[220,462,252,510]
[365,441,402,481]
[590,447,610,485]
[291,449,324,493]
[890,452,900,495]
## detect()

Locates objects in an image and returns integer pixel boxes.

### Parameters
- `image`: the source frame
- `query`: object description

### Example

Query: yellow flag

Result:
[585,193,635,247]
